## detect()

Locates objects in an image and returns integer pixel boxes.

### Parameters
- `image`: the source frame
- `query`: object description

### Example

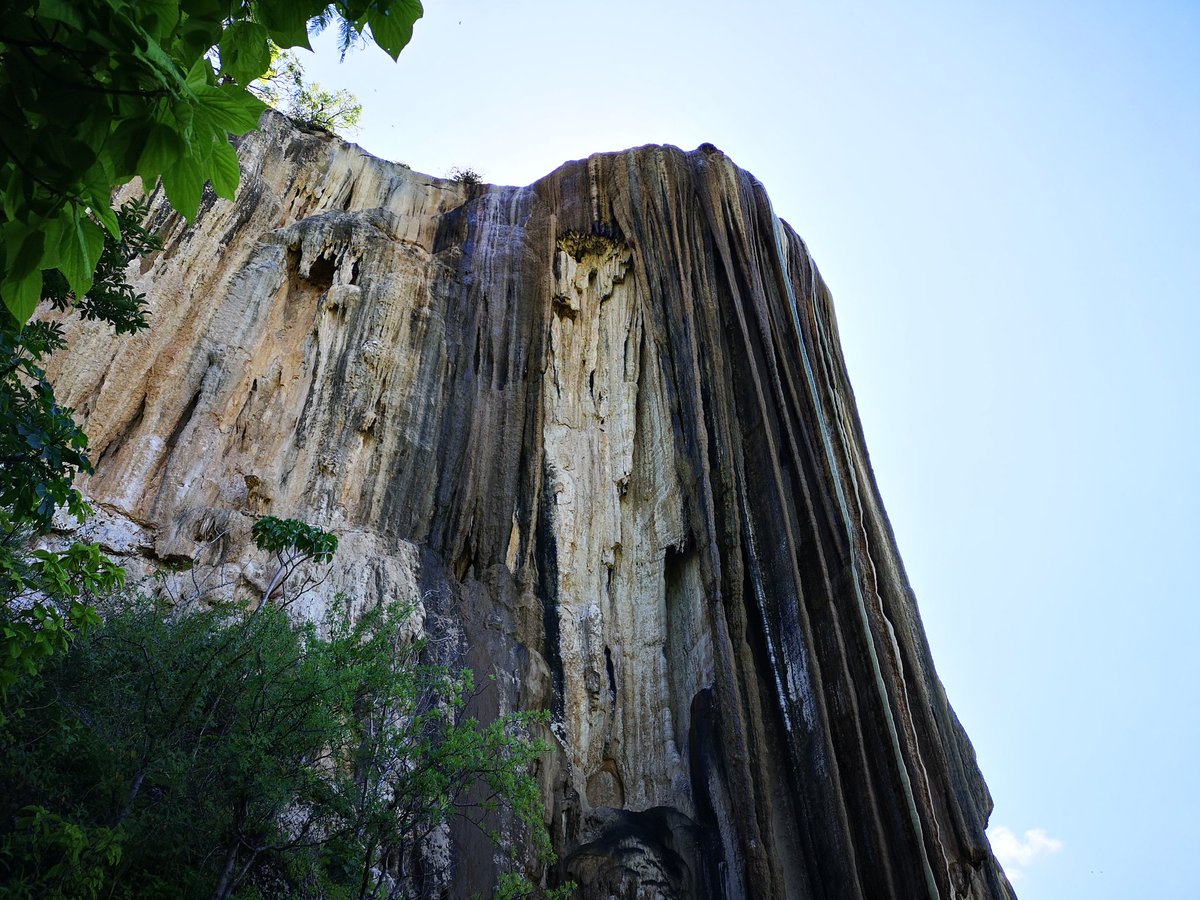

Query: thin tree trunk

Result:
[210,842,239,900]
[115,769,146,826]
[358,837,376,900]
[257,561,288,613]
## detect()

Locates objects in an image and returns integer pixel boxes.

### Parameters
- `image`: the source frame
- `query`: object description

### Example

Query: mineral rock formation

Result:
[48,112,1015,899]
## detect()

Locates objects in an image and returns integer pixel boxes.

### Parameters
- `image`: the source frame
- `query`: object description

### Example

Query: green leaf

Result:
[362,0,423,59]
[106,117,156,181]
[161,153,207,221]
[254,0,314,50]
[209,138,241,200]
[136,123,187,184]
[193,84,267,134]
[185,56,214,90]
[88,200,121,240]
[36,0,84,29]
[135,0,182,41]
[39,217,64,270]
[2,269,44,323]
[178,15,224,60]
[3,222,45,281]
[219,21,273,85]
[181,0,224,18]
[57,215,105,297]
[131,33,189,93]
[3,169,27,222]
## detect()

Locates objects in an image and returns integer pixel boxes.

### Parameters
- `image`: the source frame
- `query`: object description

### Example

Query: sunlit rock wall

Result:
[48,112,1015,900]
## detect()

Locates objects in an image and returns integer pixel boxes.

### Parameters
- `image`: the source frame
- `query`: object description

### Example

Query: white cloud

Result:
[988,826,1063,883]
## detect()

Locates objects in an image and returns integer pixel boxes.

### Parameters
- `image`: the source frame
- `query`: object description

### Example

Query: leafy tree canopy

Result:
[0,0,423,323]
[252,515,338,565]
[253,44,364,134]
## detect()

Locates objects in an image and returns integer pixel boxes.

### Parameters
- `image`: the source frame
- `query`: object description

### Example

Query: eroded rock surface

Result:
[47,113,1015,899]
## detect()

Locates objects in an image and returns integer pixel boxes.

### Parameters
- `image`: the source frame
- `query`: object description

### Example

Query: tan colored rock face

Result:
[47,113,1014,900]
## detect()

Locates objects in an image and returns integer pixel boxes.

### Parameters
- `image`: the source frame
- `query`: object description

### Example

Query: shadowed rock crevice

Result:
[46,112,1016,900]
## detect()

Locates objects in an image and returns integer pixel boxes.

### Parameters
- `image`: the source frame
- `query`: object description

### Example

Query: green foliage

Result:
[42,197,158,335]
[493,872,578,900]
[0,318,90,531]
[0,805,123,899]
[251,515,339,610]
[252,46,363,135]
[449,166,484,187]
[0,593,562,898]
[252,515,338,564]
[0,543,118,694]
[0,199,156,700]
[0,0,424,323]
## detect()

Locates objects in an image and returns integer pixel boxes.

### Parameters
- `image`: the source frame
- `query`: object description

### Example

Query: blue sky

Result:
[301,3,1200,896]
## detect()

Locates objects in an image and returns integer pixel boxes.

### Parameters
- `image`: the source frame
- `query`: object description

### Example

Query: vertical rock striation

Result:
[48,113,1015,899]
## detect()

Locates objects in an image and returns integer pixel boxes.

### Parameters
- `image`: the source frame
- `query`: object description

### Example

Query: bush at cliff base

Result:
[0,595,563,899]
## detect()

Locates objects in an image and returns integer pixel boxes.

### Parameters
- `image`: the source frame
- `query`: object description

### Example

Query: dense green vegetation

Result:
[3,514,567,897]
[0,589,557,899]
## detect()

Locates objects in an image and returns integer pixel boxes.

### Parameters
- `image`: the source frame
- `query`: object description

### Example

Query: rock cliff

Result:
[47,112,1015,900]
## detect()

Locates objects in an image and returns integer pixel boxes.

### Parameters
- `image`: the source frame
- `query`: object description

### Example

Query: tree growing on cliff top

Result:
[252,44,364,135]
[0,0,423,324]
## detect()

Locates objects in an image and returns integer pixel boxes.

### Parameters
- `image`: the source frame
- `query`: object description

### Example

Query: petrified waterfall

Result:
[48,112,1015,900]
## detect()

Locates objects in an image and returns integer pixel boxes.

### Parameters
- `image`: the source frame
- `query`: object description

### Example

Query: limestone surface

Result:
[47,112,1015,900]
